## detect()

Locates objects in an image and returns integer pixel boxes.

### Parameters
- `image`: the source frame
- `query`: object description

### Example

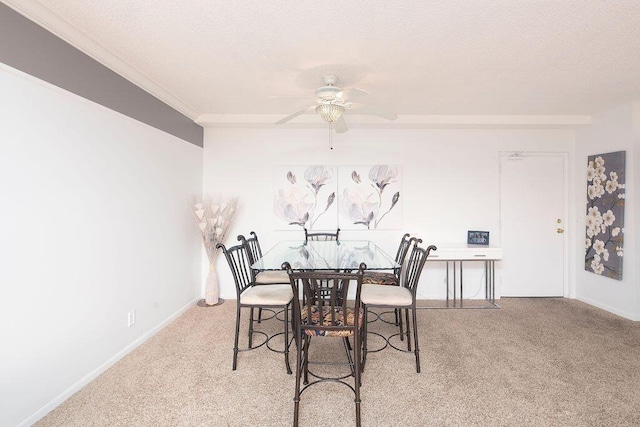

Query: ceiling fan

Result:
[273,75,397,133]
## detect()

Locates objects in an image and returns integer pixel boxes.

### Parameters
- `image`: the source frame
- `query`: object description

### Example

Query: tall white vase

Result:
[204,262,220,305]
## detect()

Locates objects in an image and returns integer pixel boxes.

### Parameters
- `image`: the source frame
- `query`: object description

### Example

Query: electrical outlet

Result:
[127,310,136,327]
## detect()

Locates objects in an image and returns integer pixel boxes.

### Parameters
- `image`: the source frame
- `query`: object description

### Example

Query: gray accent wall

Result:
[0,3,203,147]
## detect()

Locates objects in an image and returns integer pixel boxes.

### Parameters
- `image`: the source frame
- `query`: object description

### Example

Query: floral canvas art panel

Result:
[585,151,625,280]
[338,165,402,230]
[273,165,338,231]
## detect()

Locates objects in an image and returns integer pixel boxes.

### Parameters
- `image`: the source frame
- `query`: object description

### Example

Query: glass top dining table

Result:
[251,240,399,271]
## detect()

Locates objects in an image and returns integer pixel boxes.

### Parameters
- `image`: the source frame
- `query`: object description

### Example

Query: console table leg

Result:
[446,261,450,308]
[453,261,457,307]
[459,261,464,308]
[485,261,489,302]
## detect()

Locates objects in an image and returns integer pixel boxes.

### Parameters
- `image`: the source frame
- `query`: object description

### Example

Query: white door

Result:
[499,153,566,296]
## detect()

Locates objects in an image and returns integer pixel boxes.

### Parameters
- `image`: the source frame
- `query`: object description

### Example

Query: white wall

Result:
[0,65,203,427]
[202,126,575,301]
[575,103,638,320]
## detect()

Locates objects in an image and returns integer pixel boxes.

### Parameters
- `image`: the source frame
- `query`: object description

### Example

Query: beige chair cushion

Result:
[255,270,290,284]
[240,284,292,305]
[361,284,412,306]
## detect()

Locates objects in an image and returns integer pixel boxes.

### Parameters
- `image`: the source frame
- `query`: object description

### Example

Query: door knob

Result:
[557,228,564,234]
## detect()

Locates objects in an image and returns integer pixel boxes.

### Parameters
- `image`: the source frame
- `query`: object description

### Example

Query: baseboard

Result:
[18,296,201,427]
[575,296,640,321]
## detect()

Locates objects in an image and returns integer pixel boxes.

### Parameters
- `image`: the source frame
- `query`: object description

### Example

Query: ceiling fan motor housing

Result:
[315,85,342,101]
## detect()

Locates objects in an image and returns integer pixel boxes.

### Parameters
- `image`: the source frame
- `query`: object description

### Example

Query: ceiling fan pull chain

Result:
[329,123,333,150]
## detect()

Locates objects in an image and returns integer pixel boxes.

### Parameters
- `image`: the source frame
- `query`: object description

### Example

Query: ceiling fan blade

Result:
[334,115,348,133]
[275,106,315,125]
[349,102,398,121]
[338,87,369,101]
[269,95,310,100]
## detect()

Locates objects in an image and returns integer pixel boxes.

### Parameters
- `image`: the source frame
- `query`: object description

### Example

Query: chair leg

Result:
[354,328,362,427]
[398,308,404,343]
[284,303,292,374]
[248,307,255,348]
[412,307,421,373]
[303,335,310,385]
[343,337,355,376]
[405,308,412,351]
[361,307,368,372]
[345,336,353,352]
[357,329,364,387]
[293,329,303,427]
[233,304,241,370]
[396,308,404,341]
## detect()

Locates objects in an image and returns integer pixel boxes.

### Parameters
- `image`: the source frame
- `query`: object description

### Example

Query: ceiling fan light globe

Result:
[315,104,345,123]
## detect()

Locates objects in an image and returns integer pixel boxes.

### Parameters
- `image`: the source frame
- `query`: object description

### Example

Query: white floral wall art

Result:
[338,165,402,230]
[273,165,338,231]
[585,151,625,280]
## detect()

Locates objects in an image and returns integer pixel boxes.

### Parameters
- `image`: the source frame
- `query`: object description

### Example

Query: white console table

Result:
[426,245,502,308]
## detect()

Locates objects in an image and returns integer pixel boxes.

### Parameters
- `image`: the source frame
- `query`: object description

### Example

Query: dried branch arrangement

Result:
[193,195,239,305]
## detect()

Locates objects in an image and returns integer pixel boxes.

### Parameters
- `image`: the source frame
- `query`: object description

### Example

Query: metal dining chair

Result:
[216,241,293,374]
[303,227,340,242]
[361,240,437,373]
[238,231,289,284]
[363,233,416,286]
[238,232,290,324]
[282,261,366,427]
[362,233,418,334]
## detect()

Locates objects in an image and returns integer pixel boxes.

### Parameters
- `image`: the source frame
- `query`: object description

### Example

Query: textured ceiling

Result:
[6,0,640,126]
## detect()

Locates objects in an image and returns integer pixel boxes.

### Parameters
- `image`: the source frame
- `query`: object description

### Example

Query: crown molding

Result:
[3,0,199,120]
[195,113,592,129]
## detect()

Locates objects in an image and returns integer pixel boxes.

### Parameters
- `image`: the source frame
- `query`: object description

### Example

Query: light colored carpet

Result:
[37,298,640,426]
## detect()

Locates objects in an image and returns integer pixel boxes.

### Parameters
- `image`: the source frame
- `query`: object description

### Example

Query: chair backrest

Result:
[304,227,340,242]
[283,262,366,337]
[216,242,253,298]
[238,231,262,266]
[400,240,437,296]
[393,233,417,277]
